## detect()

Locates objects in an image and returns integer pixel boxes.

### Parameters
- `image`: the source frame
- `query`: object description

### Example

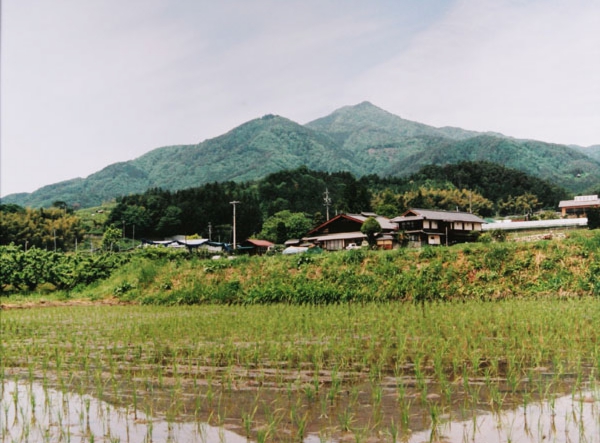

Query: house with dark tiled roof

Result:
[391,209,485,247]
[303,212,397,251]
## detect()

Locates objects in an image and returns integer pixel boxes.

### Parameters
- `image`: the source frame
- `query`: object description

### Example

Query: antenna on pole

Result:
[323,188,332,221]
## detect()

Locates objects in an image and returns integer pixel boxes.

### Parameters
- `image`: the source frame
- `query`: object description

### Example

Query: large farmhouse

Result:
[303,213,397,251]
[391,209,485,247]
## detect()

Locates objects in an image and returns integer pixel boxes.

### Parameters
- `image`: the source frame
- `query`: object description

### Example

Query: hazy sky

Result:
[2,0,600,196]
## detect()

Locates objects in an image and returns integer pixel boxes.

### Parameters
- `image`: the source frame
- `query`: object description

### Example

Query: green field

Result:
[2,299,600,442]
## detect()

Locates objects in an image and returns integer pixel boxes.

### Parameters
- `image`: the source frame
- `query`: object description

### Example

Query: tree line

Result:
[1,162,573,248]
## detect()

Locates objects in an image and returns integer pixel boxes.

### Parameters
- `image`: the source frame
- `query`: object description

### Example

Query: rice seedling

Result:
[2,296,600,442]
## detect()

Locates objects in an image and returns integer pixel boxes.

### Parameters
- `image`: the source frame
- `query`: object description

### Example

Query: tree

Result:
[0,207,84,251]
[157,206,183,236]
[360,217,381,247]
[372,189,401,217]
[121,205,152,238]
[258,211,313,243]
[587,207,600,230]
[102,226,122,251]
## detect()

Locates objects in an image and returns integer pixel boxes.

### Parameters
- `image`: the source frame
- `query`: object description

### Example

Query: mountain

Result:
[574,145,600,163]
[4,102,600,208]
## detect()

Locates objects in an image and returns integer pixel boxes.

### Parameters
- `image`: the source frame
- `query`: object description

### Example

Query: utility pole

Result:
[469,190,472,213]
[323,188,332,221]
[208,222,212,241]
[230,201,240,250]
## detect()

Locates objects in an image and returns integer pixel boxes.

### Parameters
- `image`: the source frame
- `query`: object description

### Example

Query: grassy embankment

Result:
[55,227,600,305]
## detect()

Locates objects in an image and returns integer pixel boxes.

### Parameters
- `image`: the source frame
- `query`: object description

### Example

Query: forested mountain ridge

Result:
[574,144,600,163]
[4,102,600,208]
[305,101,485,142]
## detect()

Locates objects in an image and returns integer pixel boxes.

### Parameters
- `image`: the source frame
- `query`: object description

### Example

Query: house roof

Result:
[559,195,600,208]
[346,213,397,231]
[306,212,396,236]
[305,231,367,242]
[391,208,486,224]
[244,239,275,248]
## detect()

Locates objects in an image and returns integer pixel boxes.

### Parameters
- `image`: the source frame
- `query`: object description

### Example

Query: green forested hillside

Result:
[4,102,600,208]
[305,101,481,142]
[574,145,600,163]
[384,135,600,192]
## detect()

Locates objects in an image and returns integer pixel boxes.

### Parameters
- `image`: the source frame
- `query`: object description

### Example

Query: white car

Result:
[345,243,360,250]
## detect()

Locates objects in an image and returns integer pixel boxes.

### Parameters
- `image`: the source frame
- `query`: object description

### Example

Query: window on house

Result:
[326,239,344,250]
[401,221,421,231]
[428,235,441,245]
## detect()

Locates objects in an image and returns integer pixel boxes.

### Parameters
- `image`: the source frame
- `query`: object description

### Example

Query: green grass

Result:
[33,228,596,305]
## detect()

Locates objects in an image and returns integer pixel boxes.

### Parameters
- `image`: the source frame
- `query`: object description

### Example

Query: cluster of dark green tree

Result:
[410,162,570,208]
[0,244,127,292]
[106,168,372,242]
[105,162,570,244]
[366,161,570,217]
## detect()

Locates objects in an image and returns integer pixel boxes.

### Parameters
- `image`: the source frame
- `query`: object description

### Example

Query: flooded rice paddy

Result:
[3,377,600,442]
[2,302,600,442]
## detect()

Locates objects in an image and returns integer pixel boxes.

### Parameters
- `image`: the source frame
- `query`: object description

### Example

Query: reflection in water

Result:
[408,388,600,443]
[3,379,600,443]
[1,380,247,443]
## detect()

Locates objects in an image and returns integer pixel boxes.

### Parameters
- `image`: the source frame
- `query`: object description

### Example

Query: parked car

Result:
[345,243,360,250]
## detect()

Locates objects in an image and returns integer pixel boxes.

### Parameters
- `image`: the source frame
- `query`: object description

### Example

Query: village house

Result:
[391,209,485,247]
[303,212,397,251]
[558,195,600,218]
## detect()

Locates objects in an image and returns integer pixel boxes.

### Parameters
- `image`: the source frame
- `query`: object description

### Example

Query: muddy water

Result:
[1,380,247,443]
[3,378,600,443]
[408,389,600,443]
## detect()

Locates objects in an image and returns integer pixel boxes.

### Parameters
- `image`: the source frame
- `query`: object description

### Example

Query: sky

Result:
[1,0,600,197]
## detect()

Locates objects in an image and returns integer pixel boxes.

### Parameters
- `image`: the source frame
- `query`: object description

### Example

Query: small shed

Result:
[376,234,395,250]
[239,239,274,255]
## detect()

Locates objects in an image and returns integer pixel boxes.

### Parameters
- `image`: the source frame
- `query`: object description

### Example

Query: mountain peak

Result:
[3,102,599,208]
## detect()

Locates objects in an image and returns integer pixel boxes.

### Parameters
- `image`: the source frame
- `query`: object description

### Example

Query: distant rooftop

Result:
[559,195,600,208]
